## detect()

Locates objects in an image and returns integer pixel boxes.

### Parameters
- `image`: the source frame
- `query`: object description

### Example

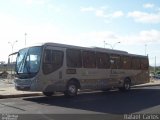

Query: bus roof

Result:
[43,42,127,53]
[38,42,148,58]
[22,42,148,58]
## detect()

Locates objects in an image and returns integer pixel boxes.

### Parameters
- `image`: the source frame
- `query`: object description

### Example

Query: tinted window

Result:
[110,54,121,69]
[121,56,131,69]
[82,51,96,68]
[132,57,140,69]
[66,49,82,68]
[43,49,63,74]
[43,49,52,64]
[141,58,149,70]
[96,52,110,69]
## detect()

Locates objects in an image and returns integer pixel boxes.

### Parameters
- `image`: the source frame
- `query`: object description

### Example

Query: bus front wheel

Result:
[43,92,54,97]
[64,81,78,97]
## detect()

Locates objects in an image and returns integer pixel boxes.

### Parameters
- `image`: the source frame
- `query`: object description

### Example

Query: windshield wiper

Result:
[25,60,31,74]
[17,51,28,74]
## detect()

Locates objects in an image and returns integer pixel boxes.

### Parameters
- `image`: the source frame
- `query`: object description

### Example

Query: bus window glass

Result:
[96,52,110,69]
[121,56,131,69]
[52,51,64,71]
[82,51,96,68]
[44,49,52,64]
[43,50,63,74]
[141,58,149,70]
[110,54,121,69]
[132,57,140,69]
[66,49,82,68]
[16,46,42,75]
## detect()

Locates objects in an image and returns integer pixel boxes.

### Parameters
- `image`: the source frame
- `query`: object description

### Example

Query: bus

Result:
[14,42,149,97]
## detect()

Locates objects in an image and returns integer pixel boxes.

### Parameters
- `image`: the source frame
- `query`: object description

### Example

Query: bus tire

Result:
[64,81,78,97]
[119,78,131,92]
[102,88,110,92]
[43,92,54,97]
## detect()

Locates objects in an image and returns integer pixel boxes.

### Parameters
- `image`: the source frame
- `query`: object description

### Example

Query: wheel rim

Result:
[124,82,130,90]
[68,85,76,94]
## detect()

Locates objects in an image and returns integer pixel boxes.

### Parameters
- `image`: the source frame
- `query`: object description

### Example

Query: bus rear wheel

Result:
[43,92,54,97]
[64,81,78,97]
[119,79,131,92]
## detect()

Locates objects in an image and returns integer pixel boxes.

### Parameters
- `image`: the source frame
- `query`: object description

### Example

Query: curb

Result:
[132,83,160,88]
[0,93,42,99]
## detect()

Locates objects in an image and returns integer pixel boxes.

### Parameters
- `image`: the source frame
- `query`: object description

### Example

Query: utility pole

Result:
[8,40,18,81]
[104,41,106,48]
[105,41,121,49]
[154,56,156,74]
[8,40,18,53]
[145,44,147,56]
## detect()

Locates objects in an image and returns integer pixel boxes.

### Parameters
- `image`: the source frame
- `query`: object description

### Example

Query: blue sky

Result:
[0,0,160,66]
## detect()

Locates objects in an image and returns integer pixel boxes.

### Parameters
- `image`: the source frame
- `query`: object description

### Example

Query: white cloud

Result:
[80,6,124,20]
[81,31,118,41]
[25,0,33,5]
[143,3,155,8]
[80,7,95,12]
[23,0,47,5]
[95,10,106,17]
[47,4,62,13]
[121,29,160,44]
[128,11,160,23]
[76,30,160,46]
[112,11,124,18]
[139,29,160,42]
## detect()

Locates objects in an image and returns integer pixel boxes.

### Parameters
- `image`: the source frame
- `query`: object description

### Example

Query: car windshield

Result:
[16,46,42,75]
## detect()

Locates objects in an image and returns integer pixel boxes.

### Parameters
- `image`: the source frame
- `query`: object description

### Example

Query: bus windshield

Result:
[16,46,42,77]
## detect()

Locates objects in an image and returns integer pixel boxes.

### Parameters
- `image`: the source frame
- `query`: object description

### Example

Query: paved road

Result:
[0,86,160,120]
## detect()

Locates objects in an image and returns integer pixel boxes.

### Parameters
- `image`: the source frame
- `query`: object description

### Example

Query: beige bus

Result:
[14,42,149,97]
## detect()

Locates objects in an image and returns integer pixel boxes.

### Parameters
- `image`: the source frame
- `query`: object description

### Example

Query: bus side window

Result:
[141,58,149,70]
[52,50,64,71]
[121,56,131,69]
[110,54,121,69]
[82,51,96,68]
[43,49,52,64]
[43,49,52,74]
[131,57,141,70]
[43,49,64,74]
[66,49,82,68]
[96,52,110,69]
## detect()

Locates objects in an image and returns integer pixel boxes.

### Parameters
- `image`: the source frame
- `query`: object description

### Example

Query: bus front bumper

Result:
[14,78,36,91]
